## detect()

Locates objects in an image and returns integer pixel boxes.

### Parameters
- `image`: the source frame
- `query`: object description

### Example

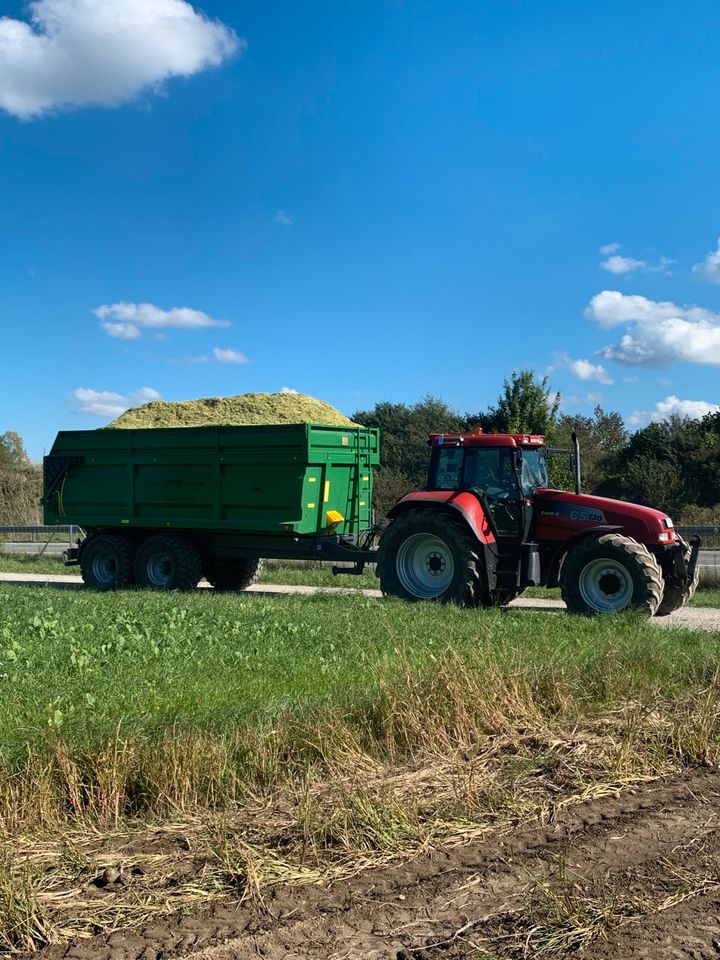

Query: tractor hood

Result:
[534,489,676,546]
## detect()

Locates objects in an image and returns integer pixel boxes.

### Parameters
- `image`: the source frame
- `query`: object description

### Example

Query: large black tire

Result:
[80,534,135,591]
[655,538,700,617]
[378,509,483,605]
[134,535,202,591]
[204,557,264,592]
[560,533,664,617]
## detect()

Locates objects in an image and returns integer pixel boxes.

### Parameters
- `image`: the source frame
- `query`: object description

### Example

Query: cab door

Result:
[461,447,522,540]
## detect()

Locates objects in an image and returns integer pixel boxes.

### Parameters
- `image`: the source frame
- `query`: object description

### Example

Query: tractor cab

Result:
[427,432,548,540]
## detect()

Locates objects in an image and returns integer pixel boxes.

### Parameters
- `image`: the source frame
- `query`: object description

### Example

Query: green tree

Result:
[467,370,560,435]
[596,419,686,517]
[353,395,464,516]
[0,431,29,467]
[0,430,41,524]
[548,407,627,492]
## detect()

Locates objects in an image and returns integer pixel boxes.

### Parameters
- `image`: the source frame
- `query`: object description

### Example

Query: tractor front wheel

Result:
[378,509,482,605]
[655,538,700,617]
[560,533,663,617]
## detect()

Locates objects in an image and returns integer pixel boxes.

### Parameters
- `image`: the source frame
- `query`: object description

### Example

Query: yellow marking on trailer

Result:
[324,481,330,502]
[307,502,316,509]
[360,501,366,507]
[308,477,317,482]
[362,476,369,481]
[341,436,349,446]
[121,519,130,524]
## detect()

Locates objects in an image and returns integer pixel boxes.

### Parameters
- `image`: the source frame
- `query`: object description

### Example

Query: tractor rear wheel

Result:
[655,538,700,617]
[134,535,202,591]
[204,557,264,592]
[560,533,663,617]
[378,509,482,605]
[80,534,135,591]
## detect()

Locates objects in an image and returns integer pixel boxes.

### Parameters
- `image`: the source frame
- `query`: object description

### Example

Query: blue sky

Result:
[2,0,720,459]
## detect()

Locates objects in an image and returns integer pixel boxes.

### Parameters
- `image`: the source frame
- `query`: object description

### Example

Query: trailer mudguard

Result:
[386,491,496,544]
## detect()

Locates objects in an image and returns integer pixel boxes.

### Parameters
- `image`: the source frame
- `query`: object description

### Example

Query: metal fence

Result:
[0,526,82,558]
[0,525,81,543]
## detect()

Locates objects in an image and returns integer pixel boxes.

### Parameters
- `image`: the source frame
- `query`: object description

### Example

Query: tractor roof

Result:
[428,433,546,448]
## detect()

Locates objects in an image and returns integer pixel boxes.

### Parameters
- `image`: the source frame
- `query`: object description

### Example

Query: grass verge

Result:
[0,585,718,947]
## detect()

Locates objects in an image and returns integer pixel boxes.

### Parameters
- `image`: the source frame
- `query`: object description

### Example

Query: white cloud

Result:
[558,354,614,385]
[280,386,299,394]
[96,302,230,337]
[600,242,620,255]
[601,254,647,275]
[0,0,241,119]
[73,385,161,418]
[562,392,604,408]
[584,290,720,367]
[628,395,720,426]
[166,354,210,364]
[693,238,720,283]
[102,321,141,340]
[213,347,248,364]
[275,210,292,226]
[600,252,674,276]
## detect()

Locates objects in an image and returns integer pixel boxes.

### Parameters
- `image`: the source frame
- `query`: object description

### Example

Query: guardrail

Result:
[0,525,81,543]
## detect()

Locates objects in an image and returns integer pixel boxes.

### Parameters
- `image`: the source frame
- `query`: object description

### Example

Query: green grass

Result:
[1,583,719,946]
[0,553,70,575]
[0,584,717,763]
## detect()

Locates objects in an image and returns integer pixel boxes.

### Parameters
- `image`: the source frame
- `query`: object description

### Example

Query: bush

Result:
[0,465,42,525]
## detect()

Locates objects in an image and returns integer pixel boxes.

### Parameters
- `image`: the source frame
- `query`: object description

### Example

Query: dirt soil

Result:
[35,767,720,960]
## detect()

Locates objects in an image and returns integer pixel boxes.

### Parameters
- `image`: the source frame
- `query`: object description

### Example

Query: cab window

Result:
[463,448,518,500]
[433,447,464,490]
[519,449,548,496]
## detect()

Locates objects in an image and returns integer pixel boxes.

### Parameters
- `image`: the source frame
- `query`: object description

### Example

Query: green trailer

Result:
[43,423,380,591]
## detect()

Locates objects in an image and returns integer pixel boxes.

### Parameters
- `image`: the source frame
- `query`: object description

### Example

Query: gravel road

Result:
[1,571,719,630]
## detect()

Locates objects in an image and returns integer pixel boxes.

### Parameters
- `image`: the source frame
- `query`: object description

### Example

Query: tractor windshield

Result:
[520,449,548,496]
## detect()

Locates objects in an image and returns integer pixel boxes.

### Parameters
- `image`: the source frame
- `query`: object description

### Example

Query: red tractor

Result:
[376,431,700,616]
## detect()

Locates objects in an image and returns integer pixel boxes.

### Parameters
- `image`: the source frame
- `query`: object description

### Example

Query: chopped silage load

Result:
[108,392,357,429]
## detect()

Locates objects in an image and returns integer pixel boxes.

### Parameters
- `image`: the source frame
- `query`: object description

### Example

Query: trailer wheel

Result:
[134,535,202,591]
[560,533,663,617]
[204,558,264,592]
[378,508,482,605]
[655,538,700,617]
[80,534,135,591]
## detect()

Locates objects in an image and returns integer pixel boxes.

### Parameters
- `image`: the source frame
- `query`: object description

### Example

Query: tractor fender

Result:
[546,525,623,588]
[385,491,496,545]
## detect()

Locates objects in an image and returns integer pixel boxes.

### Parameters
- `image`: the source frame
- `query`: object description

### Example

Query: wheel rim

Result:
[578,558,634,611]
[146,552,174,588]
[396,533,454,599]
[92,552,117,585]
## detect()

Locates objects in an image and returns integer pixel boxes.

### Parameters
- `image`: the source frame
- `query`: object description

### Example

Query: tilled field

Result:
[34,768,720,960]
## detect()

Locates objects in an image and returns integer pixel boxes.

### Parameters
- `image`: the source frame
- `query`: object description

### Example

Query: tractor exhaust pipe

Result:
[571,432,581,494]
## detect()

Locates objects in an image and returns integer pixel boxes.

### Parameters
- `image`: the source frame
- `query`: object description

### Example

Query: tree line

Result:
[352,371,720,522]
[0,431,42,525]
[3,372,719,525]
